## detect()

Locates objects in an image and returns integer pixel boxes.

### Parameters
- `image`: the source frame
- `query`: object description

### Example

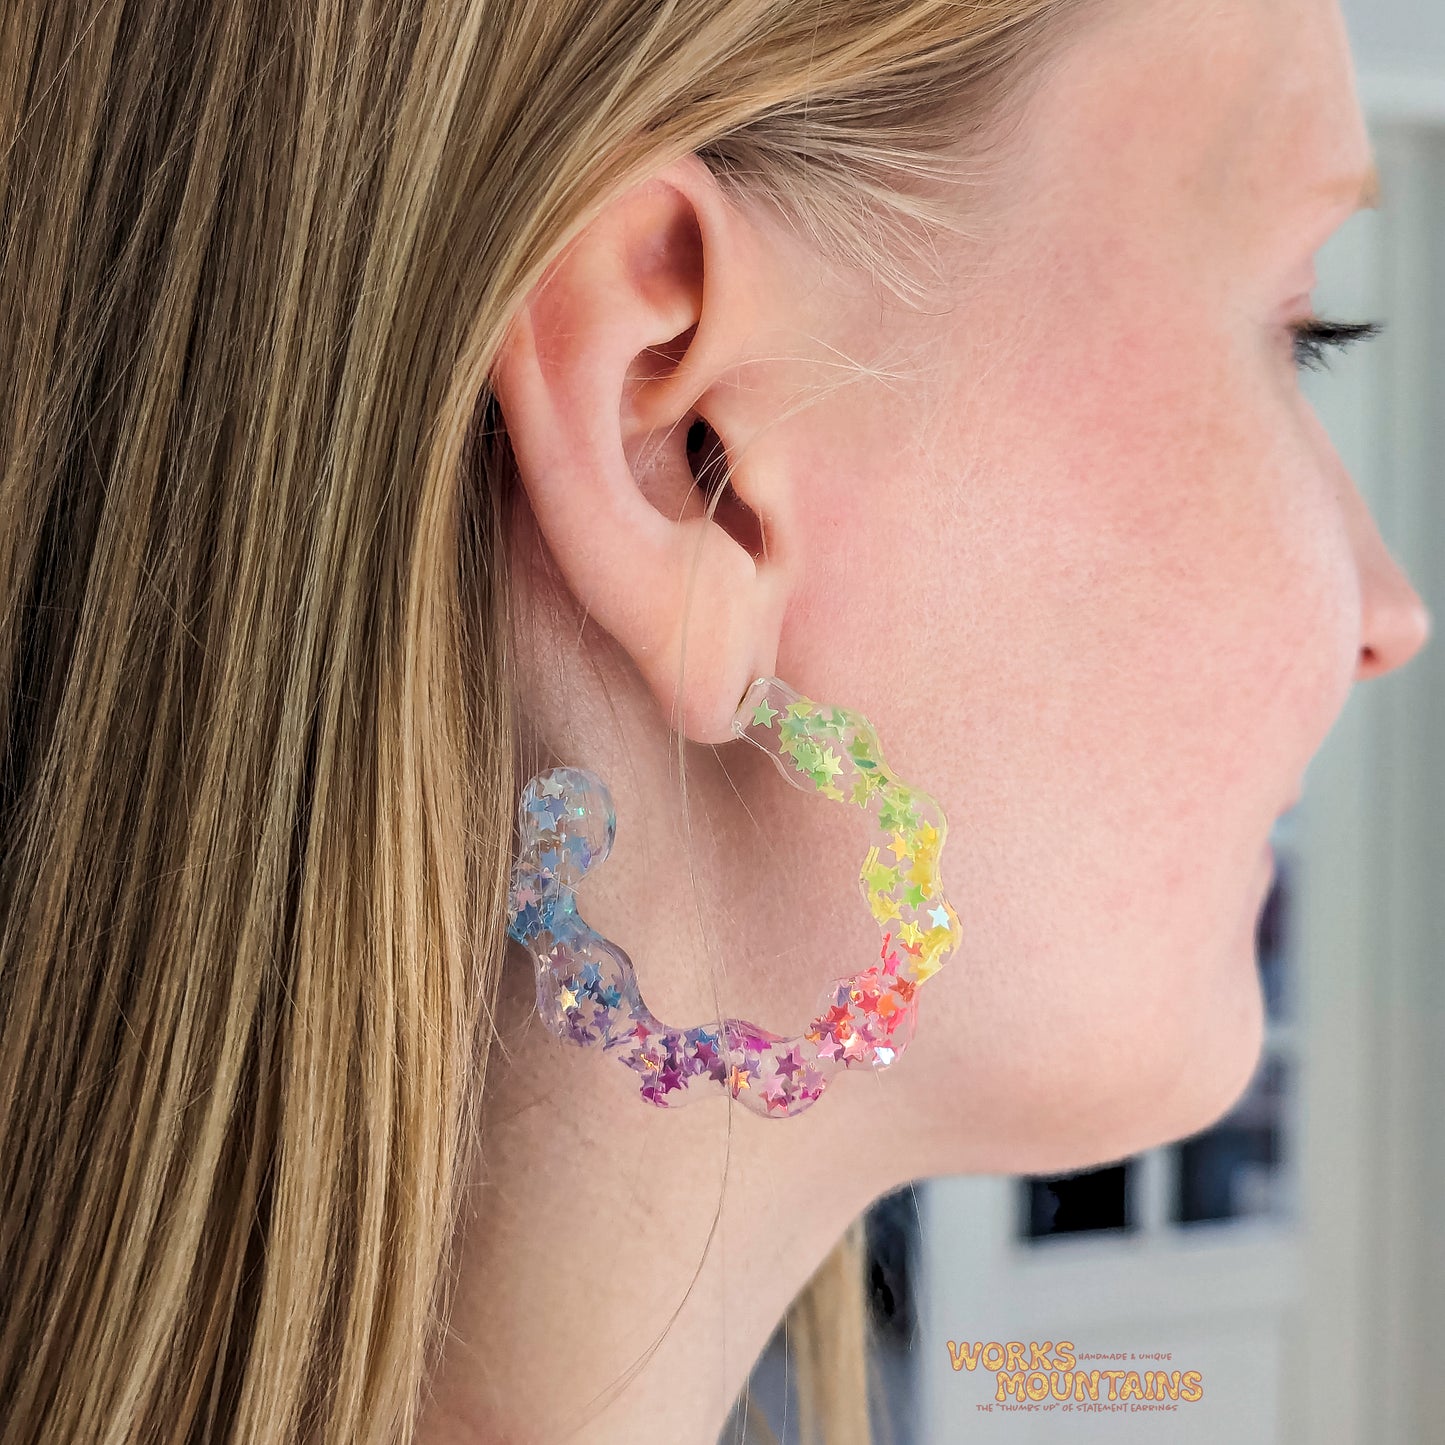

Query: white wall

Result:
[1341,0,1445,72]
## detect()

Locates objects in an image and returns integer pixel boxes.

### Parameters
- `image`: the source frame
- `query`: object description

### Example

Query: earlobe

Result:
[489,156,796,745]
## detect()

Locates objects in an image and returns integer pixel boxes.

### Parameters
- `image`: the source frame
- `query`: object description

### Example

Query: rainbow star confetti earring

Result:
[505,677,962,1118]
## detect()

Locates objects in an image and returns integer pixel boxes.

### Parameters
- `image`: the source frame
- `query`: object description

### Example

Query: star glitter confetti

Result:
[505,676,963,1118]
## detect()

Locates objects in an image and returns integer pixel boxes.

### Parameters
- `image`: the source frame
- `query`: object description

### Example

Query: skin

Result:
[419,0,1433,1440]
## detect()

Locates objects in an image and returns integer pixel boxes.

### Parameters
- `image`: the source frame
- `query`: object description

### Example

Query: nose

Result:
[1343,483,1434,683]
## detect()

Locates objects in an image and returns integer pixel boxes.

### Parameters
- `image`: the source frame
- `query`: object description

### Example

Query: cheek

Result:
[793,309,1356,856]
[966,319,1356,818]
[789,323,1358,1161]
[803,316,1352,994]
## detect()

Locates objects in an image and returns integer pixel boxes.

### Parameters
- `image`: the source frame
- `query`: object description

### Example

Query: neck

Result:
[416,718,915,1444]
[420,1027,853,1441]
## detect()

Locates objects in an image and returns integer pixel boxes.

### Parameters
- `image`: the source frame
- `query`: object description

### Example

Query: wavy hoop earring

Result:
[505,676,961,1117]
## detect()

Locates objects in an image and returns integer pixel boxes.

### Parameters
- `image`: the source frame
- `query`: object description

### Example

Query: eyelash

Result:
[1290,315,1387,373]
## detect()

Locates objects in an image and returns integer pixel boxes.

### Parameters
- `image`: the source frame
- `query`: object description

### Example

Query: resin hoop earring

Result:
[505,677,962,1118]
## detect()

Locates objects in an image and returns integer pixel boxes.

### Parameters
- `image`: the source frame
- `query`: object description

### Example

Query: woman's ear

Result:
[489,153,798,745]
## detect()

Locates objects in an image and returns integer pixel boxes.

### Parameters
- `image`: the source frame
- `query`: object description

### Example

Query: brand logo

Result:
[945,1340,1204,1413]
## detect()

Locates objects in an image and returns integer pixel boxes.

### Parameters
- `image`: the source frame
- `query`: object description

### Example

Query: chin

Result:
[1079,948,1270,1172]
[1105,899,1273,1160]
[941,951,1269,1181]
[908,901,1273,1180]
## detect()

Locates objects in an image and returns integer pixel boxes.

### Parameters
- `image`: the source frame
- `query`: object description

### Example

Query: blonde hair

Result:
[0,2,1084,1441]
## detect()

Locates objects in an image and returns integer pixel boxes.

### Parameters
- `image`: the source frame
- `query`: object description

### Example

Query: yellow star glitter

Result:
[862,852,900,894]
[869,892,902,925]
[908,855,936,889]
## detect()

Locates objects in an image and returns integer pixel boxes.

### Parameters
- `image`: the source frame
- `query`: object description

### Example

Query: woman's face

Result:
[690,0,1430,1173]
[500,0,1433,1187]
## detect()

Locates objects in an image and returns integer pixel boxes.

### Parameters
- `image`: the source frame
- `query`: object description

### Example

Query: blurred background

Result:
[736,3,1445,1440]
